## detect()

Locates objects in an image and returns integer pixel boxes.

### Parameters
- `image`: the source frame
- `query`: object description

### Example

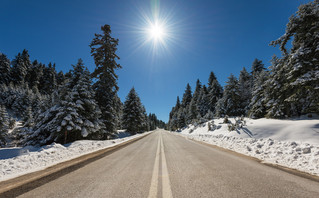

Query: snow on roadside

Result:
[0,132,150,182]
[176,118,319,176]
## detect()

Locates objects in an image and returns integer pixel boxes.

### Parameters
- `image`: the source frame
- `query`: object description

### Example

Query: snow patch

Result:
[177,118,319,176]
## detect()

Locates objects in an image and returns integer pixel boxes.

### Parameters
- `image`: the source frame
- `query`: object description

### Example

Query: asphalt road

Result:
[17,130,319,198]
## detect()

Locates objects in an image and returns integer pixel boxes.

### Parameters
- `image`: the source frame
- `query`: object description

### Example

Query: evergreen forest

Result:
[0,25,165,147]
[168,1,319,130]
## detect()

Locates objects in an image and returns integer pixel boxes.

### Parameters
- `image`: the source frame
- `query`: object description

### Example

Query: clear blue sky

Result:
[0,0,312,122]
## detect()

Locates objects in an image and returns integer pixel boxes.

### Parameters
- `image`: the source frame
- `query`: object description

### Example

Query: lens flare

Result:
[120,0,187,60]
[148,21,165,41]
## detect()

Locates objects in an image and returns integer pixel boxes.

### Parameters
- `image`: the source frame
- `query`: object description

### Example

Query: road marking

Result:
[160,133,173,198]
[148,135,161,198]
[148,131,173,198]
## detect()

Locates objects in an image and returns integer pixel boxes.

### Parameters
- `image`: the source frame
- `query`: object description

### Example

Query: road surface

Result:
[15,130,319,197]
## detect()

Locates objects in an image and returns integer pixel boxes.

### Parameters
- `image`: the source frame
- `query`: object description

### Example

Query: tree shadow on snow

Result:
[312,124,319,134]
[241,127,254,138]
[0,147,37,160]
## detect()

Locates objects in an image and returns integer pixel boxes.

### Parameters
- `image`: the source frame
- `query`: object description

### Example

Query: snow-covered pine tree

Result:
[193,79,202,101]
[56,71,66,86]
[27,60,43,90]
[17,105,35,143]
[142,105,150,131]
[169,110,175,130]
[0,53,11,85]
[177,107,186,129]
[181,83,192,125]
[0,105,9,147]
[248,58,268,118]
[113,94,123,132]
[270,0,319,116]
[122,88,147,134]
[207,71,223,114]
[149,113,156,131]
[68,60,86,88]
[90,24,122,135]
[11,49,31,85]
[251,58,265,80]
[181,83,192,108]
[27,59,104,145]
[68,67,106,140]
[248,70,269,118]
[264,55,289,118]
[197,85,210,119]
[39,63,57,95]
[168,96,180,130]
[0,105,9,128]
[238,67,252,116]
[215,74,241,117]
[23,106,34,127]
[10,84,32,117]
[175,96,181,110]
[187,79,201,124]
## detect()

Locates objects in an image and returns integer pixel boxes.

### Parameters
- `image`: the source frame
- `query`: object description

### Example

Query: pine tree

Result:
[187,79,201,124]
[168,96,180,130]
[0,53,11,85]
[23,106,34,127]
[177,108,186,129]
[175,96,181,110]
[112,94,123,132]
[56,71,66,86]
[68,59,85,88]
[90,24,122,90]
[69,68,106,140]
[198,85,210,119]
[90,24,122,134]
[215,74,241,117]
[37,63,57,95]
[122,88,147,134]
[249,58,268,118]
[270,0,319,116]
[265,55,289,118]
[238,67,252,115]
[181,83,192,108]
[141,105,149,131]
[251,59,265,79]
[249,70,269,118]
[180,83,192,125]
[28,60,104,145]
[148,113,156,130]
[11,49,31,85]
[9,84,31,117]
[0,105,9,147]
[193,79,202,101]
[27,60,43,89]
[207,71,223,114]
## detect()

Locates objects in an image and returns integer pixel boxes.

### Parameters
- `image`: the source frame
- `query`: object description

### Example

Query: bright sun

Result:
[135,4,179,55]
[147,21,165,42]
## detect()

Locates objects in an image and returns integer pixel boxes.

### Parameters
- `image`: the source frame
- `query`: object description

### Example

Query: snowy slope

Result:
[177,118,319,176]
[0,132,150,182]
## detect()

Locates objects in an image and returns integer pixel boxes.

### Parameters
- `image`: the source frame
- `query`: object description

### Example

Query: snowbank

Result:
[0,132,150,182]
[177,118,319,176]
